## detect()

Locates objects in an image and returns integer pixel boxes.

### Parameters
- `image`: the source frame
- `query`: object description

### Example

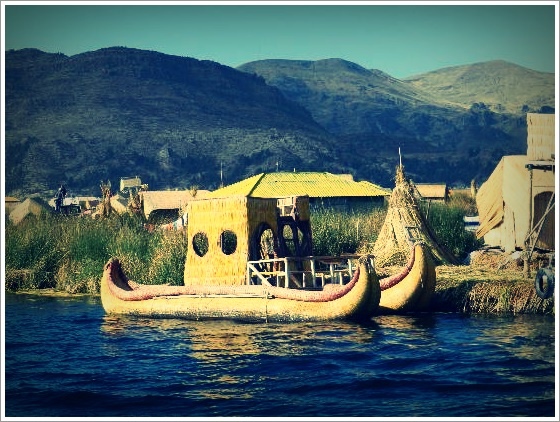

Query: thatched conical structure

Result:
[94,181,116,219]
[373,165,458,267]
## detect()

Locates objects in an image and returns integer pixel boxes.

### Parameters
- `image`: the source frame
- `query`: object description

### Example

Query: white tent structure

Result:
[476,113,555,253]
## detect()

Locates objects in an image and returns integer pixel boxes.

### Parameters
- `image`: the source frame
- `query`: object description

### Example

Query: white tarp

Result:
[476,155,555,252]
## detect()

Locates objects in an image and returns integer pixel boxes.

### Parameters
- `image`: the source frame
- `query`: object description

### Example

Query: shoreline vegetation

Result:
[5,193,555,315]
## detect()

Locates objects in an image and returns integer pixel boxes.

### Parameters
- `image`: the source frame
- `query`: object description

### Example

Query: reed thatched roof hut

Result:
[141,189,210,222]
[373,166,459,267]
[9,197,52,225]
[5,196,21,215]
[414,183,449,203]
[109,194,129,214]
[476,155,555,252]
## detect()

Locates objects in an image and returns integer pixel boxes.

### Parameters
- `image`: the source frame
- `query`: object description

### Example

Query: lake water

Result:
[3,292,557,419]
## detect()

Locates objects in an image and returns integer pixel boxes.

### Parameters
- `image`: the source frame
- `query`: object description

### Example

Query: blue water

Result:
[3,292,557,418]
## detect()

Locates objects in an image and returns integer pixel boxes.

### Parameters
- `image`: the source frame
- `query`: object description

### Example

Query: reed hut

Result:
[5,196,21,215]
[414,183,449,203]
[183,195,311,287]
[141,189,209,223]
[9,197,52,225]
[109,194,129,214]
[373,166,458,266]
[119,176,143,194]
[476,155,555,252]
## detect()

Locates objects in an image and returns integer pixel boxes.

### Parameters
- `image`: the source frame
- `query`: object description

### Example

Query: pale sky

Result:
[2,1,557,79]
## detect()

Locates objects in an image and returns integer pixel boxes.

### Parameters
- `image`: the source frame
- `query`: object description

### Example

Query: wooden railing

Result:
[246,255,370,289]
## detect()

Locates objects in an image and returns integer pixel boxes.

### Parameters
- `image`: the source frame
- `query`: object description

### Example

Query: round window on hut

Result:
[192,232,209,257]
[220,230,237,255]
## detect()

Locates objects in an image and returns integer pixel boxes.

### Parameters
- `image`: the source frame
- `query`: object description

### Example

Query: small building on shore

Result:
[413,183,449,203]
[9,197,53,225]
[109,194,129,215]
[141,189,210,224]
[120,176,143,194]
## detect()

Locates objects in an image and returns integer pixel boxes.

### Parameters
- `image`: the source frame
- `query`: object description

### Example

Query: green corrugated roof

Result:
[208,174,265,198]
[209,172,390,198]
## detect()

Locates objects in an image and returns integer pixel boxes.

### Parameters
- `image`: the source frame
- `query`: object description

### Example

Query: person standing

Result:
[55,184,67,212]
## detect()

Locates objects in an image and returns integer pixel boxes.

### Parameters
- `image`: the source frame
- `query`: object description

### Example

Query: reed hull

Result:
[378,243,437,313]
[101,257,381,322]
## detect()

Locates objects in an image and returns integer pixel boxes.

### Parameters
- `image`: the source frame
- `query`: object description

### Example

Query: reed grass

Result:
[4,196,497,307]
[5,212,186,293]
[5,216,61,290]
[310,207,386,256]
[421,193,483,262]
[147,231,188,285]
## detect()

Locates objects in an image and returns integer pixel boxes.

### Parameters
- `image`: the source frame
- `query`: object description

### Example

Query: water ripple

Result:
[4,293,556,418]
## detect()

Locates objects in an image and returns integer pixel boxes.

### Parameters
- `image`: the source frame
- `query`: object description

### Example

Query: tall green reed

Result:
[5,196,482,293]
[310,207,387,256]
[5,214,62,289]
[5,212,185,293]
[420,195,483,262]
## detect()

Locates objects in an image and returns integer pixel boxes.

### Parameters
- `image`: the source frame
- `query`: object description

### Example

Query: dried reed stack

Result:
[373,165,457,267]
[97,183,115,218]
[433,266,555,314]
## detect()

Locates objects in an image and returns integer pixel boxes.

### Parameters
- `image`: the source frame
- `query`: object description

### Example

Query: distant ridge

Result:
[5,47,555,197]
[403,60,554,114]
[238,57,554,188]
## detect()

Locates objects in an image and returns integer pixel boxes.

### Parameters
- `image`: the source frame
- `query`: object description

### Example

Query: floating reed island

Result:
[10,261,555,316]
[431,251,555,315]
[6,164,555,316]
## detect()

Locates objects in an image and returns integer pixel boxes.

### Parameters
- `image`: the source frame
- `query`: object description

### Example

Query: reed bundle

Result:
[373,166,457,267]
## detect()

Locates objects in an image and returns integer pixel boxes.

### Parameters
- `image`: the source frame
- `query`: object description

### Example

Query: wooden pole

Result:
[523,166,534,279]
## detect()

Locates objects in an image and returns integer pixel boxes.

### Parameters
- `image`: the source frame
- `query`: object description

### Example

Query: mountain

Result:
[404,60,555,114]
[5,48,344,197]
[238,58,446,135]
[4,48,555,198]
[238,58,457,135]
[237,58,554,187]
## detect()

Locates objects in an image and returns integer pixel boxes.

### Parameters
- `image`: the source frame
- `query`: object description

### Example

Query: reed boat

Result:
[100,195,381,322]
[377,242,437,313]
[101,255,379,322]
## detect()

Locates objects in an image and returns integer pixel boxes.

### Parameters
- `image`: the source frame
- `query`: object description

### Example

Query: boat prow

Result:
[101,255,381,322]
[377,242,437,314]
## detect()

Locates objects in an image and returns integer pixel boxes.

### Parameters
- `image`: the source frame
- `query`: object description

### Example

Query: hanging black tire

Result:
[534,268,555,299]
